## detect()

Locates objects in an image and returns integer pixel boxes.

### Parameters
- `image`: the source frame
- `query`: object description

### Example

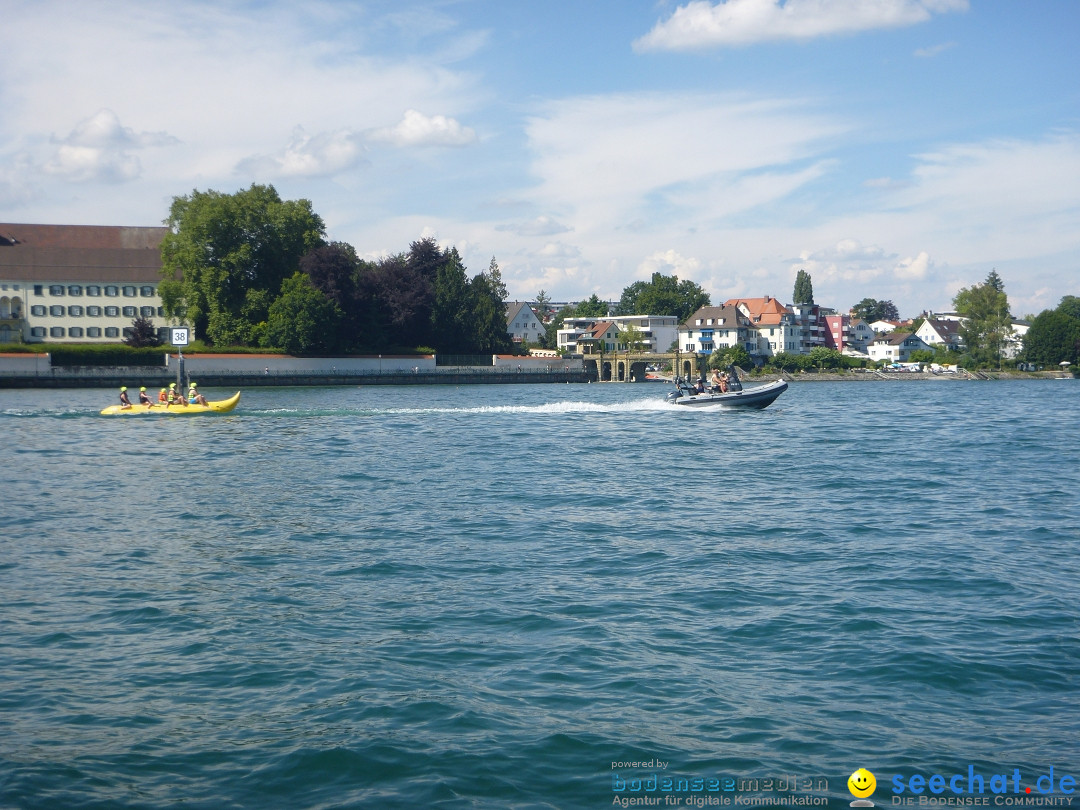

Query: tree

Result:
[953,270,1011,361]
[125,316,162,348]
[430,249,472,352]
[619,322,645,354]
[470,257,513,354]
[534,289,553,322]
[265,272,342,355]
[1022,305,1080,366]
[711,345,752,370]
[161,183,326,346]
[1057,295,1080,321]
[616,272,710,323]
[808,346,843,369]
[793,269,815,305]
[574,294,609,318]
[851,298,899,323]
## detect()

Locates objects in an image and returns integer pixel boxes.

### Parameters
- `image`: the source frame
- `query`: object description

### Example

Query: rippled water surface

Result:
[2,379,1078,809]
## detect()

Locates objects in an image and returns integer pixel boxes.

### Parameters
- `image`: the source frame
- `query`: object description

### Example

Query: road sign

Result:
[171,327,190,346]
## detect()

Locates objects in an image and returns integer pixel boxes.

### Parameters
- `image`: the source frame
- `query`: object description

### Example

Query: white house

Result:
[678,306,755,356]
[867,332,932,363]
[557,314,678,354]
[915,318,964,352]
[505,301,546,346]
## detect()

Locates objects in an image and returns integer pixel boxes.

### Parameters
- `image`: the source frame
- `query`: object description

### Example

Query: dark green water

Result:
[2,380,1078,809]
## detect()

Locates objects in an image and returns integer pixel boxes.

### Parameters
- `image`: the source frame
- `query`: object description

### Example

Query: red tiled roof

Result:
[0,223,168,283]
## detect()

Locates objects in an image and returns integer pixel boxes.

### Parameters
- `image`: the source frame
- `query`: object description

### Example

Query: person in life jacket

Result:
[137,386,155,407]
[118,386,132,409]
[158,388,168,404]
[188,382,208,406]
[167,383,187,406]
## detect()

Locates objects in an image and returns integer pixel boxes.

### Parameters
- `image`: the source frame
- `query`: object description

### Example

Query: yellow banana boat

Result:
[100,392,241,416]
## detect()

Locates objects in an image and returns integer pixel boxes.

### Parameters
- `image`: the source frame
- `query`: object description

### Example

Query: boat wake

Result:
[252,398,676,417]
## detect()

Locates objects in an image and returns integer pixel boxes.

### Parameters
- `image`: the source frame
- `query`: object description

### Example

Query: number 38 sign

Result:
[170,327,190,347]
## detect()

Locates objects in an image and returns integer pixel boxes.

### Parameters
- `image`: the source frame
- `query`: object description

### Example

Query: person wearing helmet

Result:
[118,386,132,409]
[188,381,208,406]
[166,382,187,407]
[137,386,155,407]
[158,387,168,404]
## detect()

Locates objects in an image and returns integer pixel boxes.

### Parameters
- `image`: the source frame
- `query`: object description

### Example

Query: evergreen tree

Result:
[793,269,815,305]
[124,316,162,348]
[471,257,512,354]
[430,249,472,352]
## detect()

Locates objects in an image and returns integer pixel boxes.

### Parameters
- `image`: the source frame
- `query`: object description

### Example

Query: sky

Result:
[2,0,1078,318]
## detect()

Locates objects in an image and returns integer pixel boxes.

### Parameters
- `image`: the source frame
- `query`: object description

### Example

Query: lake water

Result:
[2,379,1078,809]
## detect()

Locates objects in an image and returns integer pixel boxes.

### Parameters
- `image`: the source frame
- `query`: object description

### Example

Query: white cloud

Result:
[43,109,178,183]
[237,127,365,177]
[496,216,573,237]
[637,249,703,279]
[634,0,969,51]
[894,251,933,280]
[369,109,477,147]
[524,92,846,232]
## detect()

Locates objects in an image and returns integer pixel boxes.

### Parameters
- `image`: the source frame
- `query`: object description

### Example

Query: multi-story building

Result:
[788,302,832,352]
[824,314,875,356]
[505,302,546,346]
[678,306,755,356]
[725,296,801,357]
[557,314,678,355]
[0,223,172,344]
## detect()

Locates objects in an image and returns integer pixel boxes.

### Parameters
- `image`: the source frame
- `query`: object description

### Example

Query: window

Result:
[31,327,45,337]
[50,305,64,317]
[87,327,101,338]
[50,285,65,296]
[69,327,83,338]
[87,306,101,317]
[104,286,119,297]
[69,305,83,317]
[122,306,136,317]
[105,327,119,338]
[122,327,134,339]
[68,285,83,296]
[31,305,46,316]
[50,326,65,337]
[86,286,101,296]
[105,306,119,317]
[34,285,44,296]
[140,306,154,318]
[157,307,165,317]
[122,286,137,297]
[157,327,170,342]
[140,286,155,297]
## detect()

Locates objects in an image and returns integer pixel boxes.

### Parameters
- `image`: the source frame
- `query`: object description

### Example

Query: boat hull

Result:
[100,392,241,416]
[667,380,787,409]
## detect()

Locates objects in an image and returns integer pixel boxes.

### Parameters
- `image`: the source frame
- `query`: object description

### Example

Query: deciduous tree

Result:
[161,184,325,346]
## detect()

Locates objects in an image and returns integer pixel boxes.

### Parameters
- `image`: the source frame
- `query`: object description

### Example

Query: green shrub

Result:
[49,345,167,367]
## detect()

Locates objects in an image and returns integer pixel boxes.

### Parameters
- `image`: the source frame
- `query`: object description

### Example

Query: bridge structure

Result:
[582,350,701,383]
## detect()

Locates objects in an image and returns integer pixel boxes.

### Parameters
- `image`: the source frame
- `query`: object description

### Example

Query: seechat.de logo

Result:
[848,768,877,807]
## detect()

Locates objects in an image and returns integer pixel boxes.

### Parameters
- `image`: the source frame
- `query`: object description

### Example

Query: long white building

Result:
[0,223,171,344]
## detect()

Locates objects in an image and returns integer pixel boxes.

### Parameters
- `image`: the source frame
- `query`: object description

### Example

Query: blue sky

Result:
[2,0,1078,318]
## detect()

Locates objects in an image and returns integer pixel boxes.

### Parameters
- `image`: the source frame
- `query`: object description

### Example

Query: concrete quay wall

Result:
[0,352,589,388]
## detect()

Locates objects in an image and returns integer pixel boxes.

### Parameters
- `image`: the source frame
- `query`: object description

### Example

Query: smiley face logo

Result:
[848,768,876,799]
